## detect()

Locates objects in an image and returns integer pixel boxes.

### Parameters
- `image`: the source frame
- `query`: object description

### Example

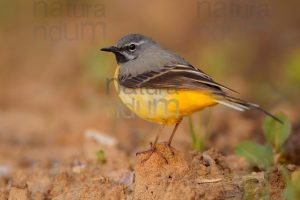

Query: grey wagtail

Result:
[101,34,280,158]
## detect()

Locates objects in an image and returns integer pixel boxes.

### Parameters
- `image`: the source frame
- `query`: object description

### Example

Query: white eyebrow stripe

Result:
[128,40,146,46]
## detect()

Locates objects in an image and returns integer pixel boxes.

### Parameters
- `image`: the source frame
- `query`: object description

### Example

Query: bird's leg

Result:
[167,119,182,146]
[136,132,160,155]
[165,119,182,155]
[136,125,167,163]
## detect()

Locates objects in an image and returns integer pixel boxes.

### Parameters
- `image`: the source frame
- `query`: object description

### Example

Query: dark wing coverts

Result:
[118,64,236,94]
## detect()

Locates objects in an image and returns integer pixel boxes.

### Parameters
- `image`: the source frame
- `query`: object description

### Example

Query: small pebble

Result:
[0,165,11,177]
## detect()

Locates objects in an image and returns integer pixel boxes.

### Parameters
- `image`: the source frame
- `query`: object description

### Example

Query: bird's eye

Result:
[128,44,136,51]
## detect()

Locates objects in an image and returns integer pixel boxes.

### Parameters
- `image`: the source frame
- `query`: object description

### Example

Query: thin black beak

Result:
[100,46,120,53]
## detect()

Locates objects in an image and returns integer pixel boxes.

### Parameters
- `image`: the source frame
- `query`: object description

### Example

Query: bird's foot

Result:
[136,142,168,164]
[162,141,176,156]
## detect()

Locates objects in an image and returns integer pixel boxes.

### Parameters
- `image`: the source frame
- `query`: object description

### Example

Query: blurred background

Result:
[0,0,300,179]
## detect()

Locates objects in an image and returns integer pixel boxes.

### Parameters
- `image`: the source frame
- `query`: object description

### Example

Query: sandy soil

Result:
[0,137,291,200]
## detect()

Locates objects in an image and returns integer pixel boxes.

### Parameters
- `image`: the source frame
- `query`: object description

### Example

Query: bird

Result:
[101,34,281,161]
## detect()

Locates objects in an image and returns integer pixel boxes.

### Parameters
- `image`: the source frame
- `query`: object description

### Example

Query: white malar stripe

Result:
[216,100,245,112]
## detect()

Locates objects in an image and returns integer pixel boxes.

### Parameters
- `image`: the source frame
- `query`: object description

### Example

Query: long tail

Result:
[215,95,282,123]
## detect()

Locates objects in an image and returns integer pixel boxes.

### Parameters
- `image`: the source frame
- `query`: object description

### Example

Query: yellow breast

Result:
[114,66,217,125]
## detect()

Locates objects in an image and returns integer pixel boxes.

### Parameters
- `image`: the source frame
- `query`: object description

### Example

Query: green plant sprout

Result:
[263,113,292,154]
[284,170,300,200]
[188,116,203,152]
[96,149,107,164]
[188,110,211,152]
[236,112,293,199]
[236,112,291,170]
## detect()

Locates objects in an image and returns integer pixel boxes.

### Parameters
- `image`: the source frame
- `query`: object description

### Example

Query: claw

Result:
[136,148,154,156]
[136,144,168,164]
[162,142,176,156]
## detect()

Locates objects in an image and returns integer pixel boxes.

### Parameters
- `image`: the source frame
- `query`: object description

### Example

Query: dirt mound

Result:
[2,143,285,200]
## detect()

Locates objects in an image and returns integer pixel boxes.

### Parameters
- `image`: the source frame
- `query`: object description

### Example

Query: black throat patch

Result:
[114,52,129,64]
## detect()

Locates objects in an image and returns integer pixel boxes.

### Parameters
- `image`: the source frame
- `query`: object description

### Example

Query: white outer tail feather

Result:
[215,97,282,124]
[215,100,250,112]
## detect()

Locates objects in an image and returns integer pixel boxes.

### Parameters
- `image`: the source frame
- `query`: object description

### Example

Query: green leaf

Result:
[263,112,292,152]
[235,141,274,169]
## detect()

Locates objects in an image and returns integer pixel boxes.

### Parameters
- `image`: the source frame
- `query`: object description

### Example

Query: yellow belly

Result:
[114,67,217,125]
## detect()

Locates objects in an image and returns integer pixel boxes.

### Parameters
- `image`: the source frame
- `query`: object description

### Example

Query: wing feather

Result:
[119,64,237,94]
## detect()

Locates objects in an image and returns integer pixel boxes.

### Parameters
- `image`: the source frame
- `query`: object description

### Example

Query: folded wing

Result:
[118,64,236,94]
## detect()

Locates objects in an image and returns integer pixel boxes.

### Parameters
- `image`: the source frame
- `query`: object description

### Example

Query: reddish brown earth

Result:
[0,137,293,200]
